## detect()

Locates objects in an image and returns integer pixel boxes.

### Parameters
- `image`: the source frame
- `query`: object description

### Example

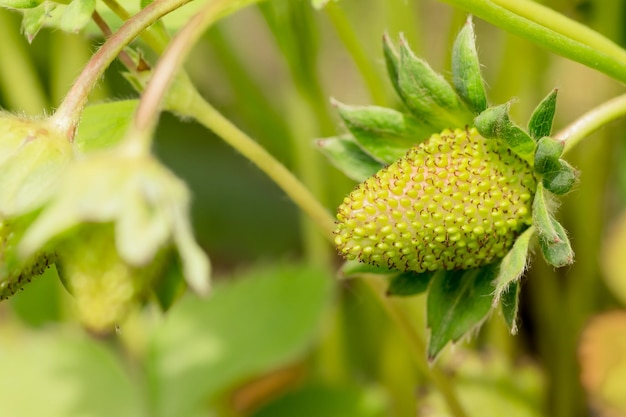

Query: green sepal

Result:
[152,255,186,312]
[539,215,574,267]
[59,0,95,33]
[396,36,473,129]
[316,136,383,182]
[0,214,55,301]
[386,270,434,297]
[339,259,396,278]
[382,33,401,99]
[427,265,497,361]
[532,183,559,242]
[542,159,577,195]
[452,17,487,114]
[474,102,536,162]
[500,280,521,334]
[493,226,534,300]
[0,0,42,9]
[21,3,54,43]
[532,183,574,267]
[534,136,563,175]
[333,100,430,164]
[528,89,558,140]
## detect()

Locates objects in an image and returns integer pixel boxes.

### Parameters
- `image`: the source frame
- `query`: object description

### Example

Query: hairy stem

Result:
[186,94,337,239]
[52,0,194,140]
[100,0,170,52]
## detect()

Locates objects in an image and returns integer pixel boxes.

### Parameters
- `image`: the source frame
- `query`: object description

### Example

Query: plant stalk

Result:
[52,0,195,140]
[437,0,626,85]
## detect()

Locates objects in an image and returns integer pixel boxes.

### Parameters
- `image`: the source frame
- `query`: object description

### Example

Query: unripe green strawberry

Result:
[334,127,536,272]
[0,219,55,300]
[56,225,166,334]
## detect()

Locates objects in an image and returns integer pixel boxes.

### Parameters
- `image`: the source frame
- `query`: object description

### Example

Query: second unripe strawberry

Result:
[334,127,536,272]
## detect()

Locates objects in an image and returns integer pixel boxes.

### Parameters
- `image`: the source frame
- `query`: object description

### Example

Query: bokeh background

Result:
[1,1,626,416]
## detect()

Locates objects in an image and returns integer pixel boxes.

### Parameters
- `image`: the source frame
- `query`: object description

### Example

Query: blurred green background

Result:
[2,1,626,416]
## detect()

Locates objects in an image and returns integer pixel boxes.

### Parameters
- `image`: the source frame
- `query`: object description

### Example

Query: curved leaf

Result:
[427,265,497,360]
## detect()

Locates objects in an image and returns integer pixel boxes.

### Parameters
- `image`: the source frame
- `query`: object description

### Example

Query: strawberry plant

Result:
[1,1,626,417]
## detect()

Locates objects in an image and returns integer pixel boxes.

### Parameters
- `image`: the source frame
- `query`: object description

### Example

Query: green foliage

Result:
[147,263,334,417]
[3,0,626,416]
[386,271,434,297]
[426,266,497,360]
[451,17,487,114]
[252,384,386,417]
[0,332,144,417]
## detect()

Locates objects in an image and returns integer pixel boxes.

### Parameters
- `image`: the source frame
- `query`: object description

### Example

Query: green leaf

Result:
[538,215,574,267]
[474,103,536,162]
[386,270,434,297]
[542,159,577,195]
[427,266,497,360]
[59,0,96,33]
[500,280,521,334]
[316,136,383,182]
[396,36,473,129]
[334,101,429,164]
[452,17,487,114]
[0,332,143,417]
[75,100,139,153]
[339,260,396,278]
[534,136,564,175]
[528,89,558,140]
[252,384,386,417]
[493,226,534,300]
[152,255,186,312]
[147,263,334,417]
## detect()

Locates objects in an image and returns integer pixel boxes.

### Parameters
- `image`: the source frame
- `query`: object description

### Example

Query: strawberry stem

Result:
[185,93,337,239]
[52,0,195,141]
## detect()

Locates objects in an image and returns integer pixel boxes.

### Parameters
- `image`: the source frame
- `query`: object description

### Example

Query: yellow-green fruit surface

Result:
[334,127,536,272]
[57,225,164,333]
